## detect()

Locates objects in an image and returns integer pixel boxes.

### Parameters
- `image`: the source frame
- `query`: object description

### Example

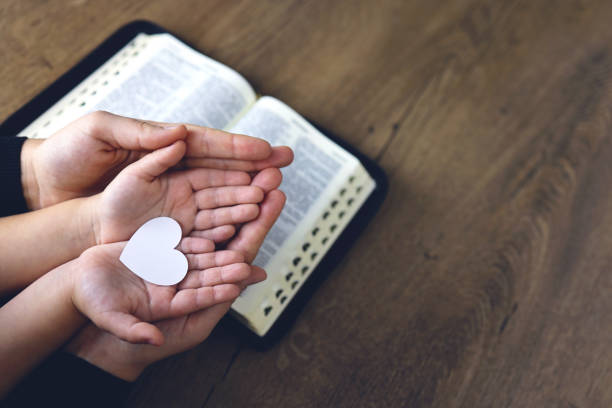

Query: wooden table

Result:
[3,1,612,406]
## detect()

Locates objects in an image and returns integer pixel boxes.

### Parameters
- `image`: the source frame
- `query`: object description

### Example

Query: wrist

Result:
[77,194,102,246]
[61,258,87,327]
[58,257,88,325]
[20,138,43,210]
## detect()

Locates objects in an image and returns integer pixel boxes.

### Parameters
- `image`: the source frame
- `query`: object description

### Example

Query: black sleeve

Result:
[0,137,29,216]
[2,352,133,407]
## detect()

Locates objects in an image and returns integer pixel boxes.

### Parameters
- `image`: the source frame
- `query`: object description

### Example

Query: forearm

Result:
[0,258,86,397]
[0,196,96,294]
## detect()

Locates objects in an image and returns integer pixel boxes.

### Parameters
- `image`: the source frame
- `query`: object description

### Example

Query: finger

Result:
[184,146,294,171]
[123,140,186,181]
[178,263,251,289]
[250,168,283,193]
[227,190,286,263]
[184,250,245,271]
[195,186,264,210]
[168,284,241,317]
[179,237,215,254]
[216,169,283,236]
[95,311,164,346]
[82,111,188,150]
[194,204,260,230]
[238,265,268,290]
[249,265,268,284]
[184,126,273,160]
[190,225,236,242]
[144,120,275,160]
[185,168,251,190]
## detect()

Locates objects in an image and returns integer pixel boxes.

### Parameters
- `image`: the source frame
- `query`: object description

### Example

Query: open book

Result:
[11,24,385,340]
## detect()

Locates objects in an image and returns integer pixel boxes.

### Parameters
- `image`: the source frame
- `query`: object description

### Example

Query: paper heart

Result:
[119,217,188,286]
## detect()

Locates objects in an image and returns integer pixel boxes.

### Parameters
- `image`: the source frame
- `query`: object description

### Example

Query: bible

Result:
[0,21,387,344]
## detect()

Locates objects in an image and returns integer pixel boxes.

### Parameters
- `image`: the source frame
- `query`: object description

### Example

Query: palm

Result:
[74,244,182,331]
[73,242,248,345]
[97,171,197,244]
[93,142,261,245]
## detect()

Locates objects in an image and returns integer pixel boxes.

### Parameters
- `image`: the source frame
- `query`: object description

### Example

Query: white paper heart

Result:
[119,217,188,286]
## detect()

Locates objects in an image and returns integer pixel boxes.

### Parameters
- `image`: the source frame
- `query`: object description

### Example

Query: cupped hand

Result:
[72,238,252,346]
[91,140,264,244]
[23,111,293,209]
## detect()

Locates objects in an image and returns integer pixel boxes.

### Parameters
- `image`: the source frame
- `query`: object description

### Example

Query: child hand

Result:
[71,238,252,346]
[90,140,265,244]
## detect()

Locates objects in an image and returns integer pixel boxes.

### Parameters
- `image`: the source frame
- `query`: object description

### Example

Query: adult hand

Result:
[21,111,293,210]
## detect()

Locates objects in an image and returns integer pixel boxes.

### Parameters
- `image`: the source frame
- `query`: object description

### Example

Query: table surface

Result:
[3,1,612,407]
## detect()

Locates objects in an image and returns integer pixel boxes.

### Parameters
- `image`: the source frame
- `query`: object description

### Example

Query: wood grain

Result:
[3,0,612,406]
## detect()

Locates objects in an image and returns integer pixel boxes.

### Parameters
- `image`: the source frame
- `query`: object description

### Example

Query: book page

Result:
[20,33,256,138]
[231,97,357,265]
[228,97,376,335]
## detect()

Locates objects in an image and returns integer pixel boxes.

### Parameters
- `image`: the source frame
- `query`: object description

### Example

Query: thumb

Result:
[125,140,186,181]
[80,111,188,151]
[95,310,165,346]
